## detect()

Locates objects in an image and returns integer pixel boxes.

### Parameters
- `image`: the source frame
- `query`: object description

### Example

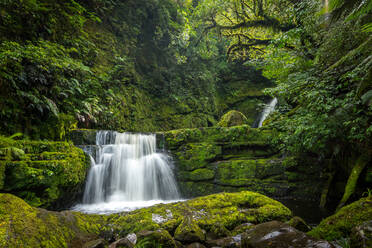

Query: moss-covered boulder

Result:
[217,110,249,127]
[136,229,176,248]
[0,191,292,247]
[0,193,103,248]
[0,136,90,209]
[308,196,372,241]
[174,216,205,243]
[242,221,334,248]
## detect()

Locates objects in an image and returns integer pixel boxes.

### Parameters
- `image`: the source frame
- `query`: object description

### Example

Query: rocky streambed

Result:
[2,191,370,248]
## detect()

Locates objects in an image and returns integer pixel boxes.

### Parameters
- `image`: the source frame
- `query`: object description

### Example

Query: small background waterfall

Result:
[254,98,278,128]
[73,131,180,214]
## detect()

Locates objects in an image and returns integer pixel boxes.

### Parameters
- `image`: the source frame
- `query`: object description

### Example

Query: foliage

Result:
[250,0,372,160]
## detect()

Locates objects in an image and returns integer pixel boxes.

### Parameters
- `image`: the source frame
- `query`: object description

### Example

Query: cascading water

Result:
[73,131,180,214]
[256,98,278,128]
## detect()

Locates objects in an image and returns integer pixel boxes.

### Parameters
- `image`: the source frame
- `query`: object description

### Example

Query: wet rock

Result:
[207,223,231,240]
[350,220,372,248]
[186,242,206,248]
[174,215,205,243]
[286,216,311,232]
[232,223,254,235]
[83,238,105,248]
[217,110,249,127]
[136,229,176,248]
[242,221,335,248]
[108,233,137,248]
[206,234,242,248]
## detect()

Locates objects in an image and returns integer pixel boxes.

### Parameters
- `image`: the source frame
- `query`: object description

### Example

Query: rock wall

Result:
[0,136,90,209]
[163,125,327,201]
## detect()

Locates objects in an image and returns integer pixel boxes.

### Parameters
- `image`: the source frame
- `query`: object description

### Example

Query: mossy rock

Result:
[136,229,176,248]
[108,191,292,237]
[308,196,372,241]
[174,143,221,171]
[174,216,205,243]
[0,193,78,247]
[163,125,273,150]
[217,110,249,127]
[0,191,292,247]
[0,138,90,209]
[179,168,215,182]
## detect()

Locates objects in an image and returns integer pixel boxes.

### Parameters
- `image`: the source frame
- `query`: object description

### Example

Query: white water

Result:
[73,131,181,214]
[257,98,278,128]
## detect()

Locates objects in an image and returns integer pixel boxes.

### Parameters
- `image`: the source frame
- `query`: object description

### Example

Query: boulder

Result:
[350,221,372,248]
[186,243,206,248]
[83,239,105,248]
[108,234,137,248]
[174,215,205,243]
[242,221,335,248]
[217,110,249,127]
[308,196,372,241]
[286,216,311,232]
[206,234,242,247]
[136,229,176,248]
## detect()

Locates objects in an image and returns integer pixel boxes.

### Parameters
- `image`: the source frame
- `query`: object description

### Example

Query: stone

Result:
[308,196,372,241]
[242,221,335,248]
[136,229,176,248]
[174,215,205,243]
[232,223,254,235]
[207,223,231,240]
[186,242,206,248]
[217,110,249,127]
[350,221,372,248]
[286,216,311,232]
[206,234,242,248]
[82,239,105,248]
[108,239,130,248]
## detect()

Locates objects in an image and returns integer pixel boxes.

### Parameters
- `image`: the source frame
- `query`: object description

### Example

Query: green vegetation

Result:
[0,135,89,208]
[0,0,371,246]
[0,191,292,247]
[309,196,372,241]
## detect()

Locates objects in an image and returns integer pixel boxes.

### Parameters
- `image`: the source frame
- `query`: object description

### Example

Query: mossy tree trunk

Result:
[336,153,370,211]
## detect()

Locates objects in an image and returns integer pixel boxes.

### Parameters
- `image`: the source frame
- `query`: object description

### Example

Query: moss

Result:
[308,196,372,241]
[0,193,75,248]
[217,110,249,127]
[174,216,205,242]
[0,191,291,247]
[180,168,215,182]
[175,143,221,171]
[336,154,370,211]
[215,159,284,183]
[108,191,291,238]
[164,125,273,150]
[136,229,176,248]
[0,139,89,208]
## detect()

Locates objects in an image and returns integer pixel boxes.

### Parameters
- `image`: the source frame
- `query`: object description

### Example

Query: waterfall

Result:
[73,131,180,214]
[257,98,278,128]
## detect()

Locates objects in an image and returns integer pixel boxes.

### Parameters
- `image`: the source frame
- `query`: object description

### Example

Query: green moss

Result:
[217,110,249,127]
[175,143,221,171]
[164,125,273,150]
[0,191,291,247]
[136,229,176,248]
[174,216,205,242]
[0,193,74,248]
[180,168,215,182]
[308,196,372,241]
[0,138,89,208]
